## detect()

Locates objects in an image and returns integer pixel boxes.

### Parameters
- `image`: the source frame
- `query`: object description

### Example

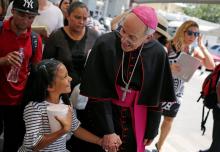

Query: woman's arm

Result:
[194,35,215,70]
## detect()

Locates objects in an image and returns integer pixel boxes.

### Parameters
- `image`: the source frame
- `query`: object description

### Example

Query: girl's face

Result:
[67,7,89,33]
[52,64,72,94]
[184,26,199,46]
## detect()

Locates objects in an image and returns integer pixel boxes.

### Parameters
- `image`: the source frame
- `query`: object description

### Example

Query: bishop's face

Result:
[119,13,149,52]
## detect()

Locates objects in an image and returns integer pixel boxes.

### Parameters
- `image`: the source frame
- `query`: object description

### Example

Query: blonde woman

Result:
[155,20,215,152]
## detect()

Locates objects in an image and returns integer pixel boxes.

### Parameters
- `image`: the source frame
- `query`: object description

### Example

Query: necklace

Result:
[121,44,144,101]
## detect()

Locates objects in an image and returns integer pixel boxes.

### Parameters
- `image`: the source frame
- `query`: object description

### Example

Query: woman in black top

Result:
[43,1,99,89]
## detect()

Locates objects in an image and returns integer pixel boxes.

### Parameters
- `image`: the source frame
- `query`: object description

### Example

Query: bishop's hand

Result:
[102,133,122,152]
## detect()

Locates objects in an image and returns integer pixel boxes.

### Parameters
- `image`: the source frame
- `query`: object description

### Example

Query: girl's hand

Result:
[55,106,72,133]
[96,138,103,146]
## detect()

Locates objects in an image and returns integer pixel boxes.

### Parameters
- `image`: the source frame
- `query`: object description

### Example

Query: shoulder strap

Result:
[0,21,3,32]
[201,105,211,135]
[30,31,38,62]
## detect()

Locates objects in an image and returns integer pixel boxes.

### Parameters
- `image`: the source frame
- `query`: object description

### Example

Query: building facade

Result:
[82,0,130,18]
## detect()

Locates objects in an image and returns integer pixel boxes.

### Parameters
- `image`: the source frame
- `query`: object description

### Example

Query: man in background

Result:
[0,0,42,151]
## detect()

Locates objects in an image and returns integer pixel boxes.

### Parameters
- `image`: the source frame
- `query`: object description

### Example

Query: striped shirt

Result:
[168,51,185,103]
[162,51,185,111]
[18,100,80,152]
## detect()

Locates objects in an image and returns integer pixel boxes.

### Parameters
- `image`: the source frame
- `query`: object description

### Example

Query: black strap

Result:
[197,94,202,102]
[30,31,38,63]
[215,70,220,88]
[158,23,167,32]
[201,105,210,135]
[0,21,3,31]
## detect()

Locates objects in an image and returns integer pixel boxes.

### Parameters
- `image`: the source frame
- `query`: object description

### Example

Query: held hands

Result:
[95,138,103,147]
[55,106,72,133]
[102,133,122,152]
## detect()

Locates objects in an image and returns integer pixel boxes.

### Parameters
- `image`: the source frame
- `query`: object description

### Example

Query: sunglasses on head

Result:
[186,30,200,37]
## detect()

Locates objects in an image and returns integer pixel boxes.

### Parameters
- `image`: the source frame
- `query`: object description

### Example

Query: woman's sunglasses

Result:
[186,30,200,37]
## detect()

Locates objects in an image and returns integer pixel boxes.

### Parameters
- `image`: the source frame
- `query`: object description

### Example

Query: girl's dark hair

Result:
[23,59,70,106]
[67,1,88,15]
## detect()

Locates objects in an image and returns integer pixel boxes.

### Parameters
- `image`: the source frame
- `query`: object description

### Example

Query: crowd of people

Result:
[0,0,219,152]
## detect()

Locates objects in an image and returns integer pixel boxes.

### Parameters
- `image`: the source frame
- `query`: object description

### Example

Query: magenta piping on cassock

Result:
[112,85,147,152]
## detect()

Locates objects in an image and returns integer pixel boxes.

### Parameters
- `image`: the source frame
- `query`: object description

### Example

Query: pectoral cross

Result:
[121,85,131,101]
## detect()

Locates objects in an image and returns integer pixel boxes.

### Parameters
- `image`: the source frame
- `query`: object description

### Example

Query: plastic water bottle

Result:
[7,48,24,83]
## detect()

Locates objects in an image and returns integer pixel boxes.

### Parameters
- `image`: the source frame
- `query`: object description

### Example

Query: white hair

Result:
[144,27,155,35]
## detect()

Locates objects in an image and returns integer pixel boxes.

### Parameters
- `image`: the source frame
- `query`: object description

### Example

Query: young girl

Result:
[18,59,102,151]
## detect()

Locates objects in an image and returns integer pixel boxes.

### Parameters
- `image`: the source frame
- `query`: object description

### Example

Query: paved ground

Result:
[146,70,213,152]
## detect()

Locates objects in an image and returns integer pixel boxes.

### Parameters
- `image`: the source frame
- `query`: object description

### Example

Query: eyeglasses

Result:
[186,30,200,37]
[115,25,144,46]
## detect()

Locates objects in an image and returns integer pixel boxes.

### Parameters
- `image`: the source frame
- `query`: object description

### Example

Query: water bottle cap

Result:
[19,48,24,63]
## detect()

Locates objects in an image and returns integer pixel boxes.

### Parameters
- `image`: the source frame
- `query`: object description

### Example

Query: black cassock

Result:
[67,31,176,152]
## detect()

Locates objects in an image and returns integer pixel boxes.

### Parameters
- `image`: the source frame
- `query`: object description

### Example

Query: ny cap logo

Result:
[23,0,33,9]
